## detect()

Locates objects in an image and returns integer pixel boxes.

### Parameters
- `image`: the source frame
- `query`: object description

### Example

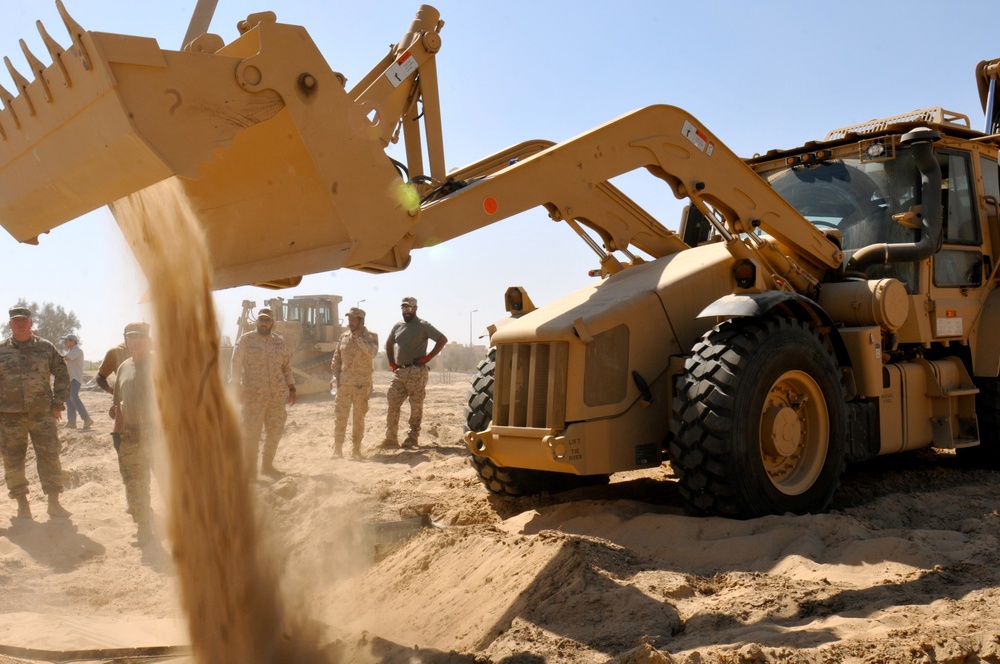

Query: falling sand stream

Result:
[112,182,328,663]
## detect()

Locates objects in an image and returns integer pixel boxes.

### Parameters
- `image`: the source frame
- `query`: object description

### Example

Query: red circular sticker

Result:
[483,197,498,214]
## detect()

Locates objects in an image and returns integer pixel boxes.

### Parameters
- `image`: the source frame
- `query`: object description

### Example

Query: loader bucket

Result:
[0,4,417,288]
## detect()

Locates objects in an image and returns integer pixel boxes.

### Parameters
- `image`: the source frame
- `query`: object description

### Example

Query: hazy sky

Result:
[0,0,995,357]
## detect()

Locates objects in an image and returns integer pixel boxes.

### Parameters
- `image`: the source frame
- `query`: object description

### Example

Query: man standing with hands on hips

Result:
[382,297,447,449]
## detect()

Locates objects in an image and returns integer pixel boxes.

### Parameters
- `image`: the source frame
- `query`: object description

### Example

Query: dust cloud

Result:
[111,183,327,663]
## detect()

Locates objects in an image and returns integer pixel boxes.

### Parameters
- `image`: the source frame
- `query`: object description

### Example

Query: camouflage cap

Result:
[8,307,31,319]
[124,321,150,338]
[401,296,417,307]
[257,308,274,319]
[347,307,366,319]
[62,334,79,343]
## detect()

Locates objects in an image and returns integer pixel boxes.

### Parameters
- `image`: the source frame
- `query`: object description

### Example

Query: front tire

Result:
[669,316,847,518]
[464,348,609,496]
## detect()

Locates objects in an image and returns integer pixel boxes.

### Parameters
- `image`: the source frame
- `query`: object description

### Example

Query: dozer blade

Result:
[0,4,416,288]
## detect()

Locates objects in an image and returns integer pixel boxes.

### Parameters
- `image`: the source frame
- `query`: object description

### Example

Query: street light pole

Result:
[469,309,478,348]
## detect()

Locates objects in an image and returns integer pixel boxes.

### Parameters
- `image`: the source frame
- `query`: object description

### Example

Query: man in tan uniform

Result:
[0,306,71,519]
[230,307,296,478]
[112,322,157,544]
[96,325,134,396]
[382,297,447,449]
[331,307,378,459]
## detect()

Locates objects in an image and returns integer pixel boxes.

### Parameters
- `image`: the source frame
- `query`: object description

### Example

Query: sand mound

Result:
[1,375,999,662]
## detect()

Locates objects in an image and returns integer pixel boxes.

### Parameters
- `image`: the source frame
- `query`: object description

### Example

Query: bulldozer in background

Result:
[229,295,344,396]
[2,3,1000,518]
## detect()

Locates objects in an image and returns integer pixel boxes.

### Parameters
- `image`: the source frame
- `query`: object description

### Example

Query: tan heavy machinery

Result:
[231,295,344,396]
[2,4,1000,517]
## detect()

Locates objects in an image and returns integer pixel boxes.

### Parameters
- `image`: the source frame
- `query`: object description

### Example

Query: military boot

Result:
[334,437,345,459]
[260,447,285,479]
[351,441,363,460]
[47,493,71,518]
[15,495,31,520]
[136,520,153,546]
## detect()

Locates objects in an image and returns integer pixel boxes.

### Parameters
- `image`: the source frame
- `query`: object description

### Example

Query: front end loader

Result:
[1,5,999,518]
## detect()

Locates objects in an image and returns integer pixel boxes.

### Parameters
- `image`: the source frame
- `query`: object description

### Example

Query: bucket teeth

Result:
[19,39,52,103]
[0,3,89,137]
[55,0,89,65]
[3,57,34,116]
[36,20,70,87]
[0,79,17,129]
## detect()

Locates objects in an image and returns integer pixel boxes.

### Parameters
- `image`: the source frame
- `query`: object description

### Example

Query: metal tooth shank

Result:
[36,20,70,88]
[0,79,18,129]
[55,0,90,65]
[3,57,33,116]
[19,39,52,103]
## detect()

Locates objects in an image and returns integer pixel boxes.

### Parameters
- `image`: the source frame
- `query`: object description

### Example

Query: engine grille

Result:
[494,342,568,430]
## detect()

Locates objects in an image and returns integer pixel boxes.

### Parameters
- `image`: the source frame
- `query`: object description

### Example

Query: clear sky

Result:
[0,0,996,357]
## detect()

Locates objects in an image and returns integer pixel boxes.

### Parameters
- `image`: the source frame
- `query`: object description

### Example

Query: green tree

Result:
[2,298,81,344]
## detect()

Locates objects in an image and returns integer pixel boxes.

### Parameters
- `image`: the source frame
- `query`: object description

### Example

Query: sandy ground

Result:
[0,371,998,663]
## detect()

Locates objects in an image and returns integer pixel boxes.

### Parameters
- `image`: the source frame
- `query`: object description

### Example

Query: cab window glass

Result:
[981,156,1000,199]
[934,249,982,287]
[942,152,978,244]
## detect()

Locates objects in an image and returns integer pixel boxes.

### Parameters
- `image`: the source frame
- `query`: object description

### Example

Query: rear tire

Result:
[464,348,609,496]
[669,316,847,518]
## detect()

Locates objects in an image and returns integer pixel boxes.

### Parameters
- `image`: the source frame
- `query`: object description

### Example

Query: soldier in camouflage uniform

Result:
[0,306,71,520]
[330,307,378,459]
[382,297,448,449]
[229,307,296,478]
[112,322,157,544]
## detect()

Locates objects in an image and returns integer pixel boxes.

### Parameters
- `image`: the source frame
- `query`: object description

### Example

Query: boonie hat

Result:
[347,307,366,319]
[63,334,79,343]
[401,296,417,307]
[257,308,274,319]
[124,321,150,338]
[8,307,31,319]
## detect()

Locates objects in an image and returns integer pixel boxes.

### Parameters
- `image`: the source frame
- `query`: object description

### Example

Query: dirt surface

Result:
[0,376,999,663]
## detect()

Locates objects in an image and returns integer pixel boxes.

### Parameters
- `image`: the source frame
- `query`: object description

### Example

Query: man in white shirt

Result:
[62,334,93,430]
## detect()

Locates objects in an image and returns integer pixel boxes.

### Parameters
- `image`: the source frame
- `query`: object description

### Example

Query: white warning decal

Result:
[936,317,963,337]
[386,51,418,88]
[682,120,715,156]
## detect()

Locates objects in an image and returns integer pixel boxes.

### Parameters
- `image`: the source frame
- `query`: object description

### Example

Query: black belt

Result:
[398,361,422,368]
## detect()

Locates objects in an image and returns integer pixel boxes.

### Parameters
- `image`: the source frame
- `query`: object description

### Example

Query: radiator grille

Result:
[494,342,568,429]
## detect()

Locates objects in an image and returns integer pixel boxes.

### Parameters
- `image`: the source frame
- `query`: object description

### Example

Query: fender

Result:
[698,291,834,328]
[698,291,851,374]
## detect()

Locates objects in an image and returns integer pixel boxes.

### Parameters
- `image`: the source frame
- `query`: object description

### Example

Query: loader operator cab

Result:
[764,142,986,294]
[767,151,921,291]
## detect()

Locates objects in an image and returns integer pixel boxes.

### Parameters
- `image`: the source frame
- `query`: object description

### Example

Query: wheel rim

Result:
[759,369,829,495]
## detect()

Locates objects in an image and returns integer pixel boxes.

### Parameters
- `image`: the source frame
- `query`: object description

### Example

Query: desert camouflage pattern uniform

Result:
[331,326,378,454]
[113,355,156,525]
[385,317,443,446]
[0,335,69,498]
[230,330,294,473]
